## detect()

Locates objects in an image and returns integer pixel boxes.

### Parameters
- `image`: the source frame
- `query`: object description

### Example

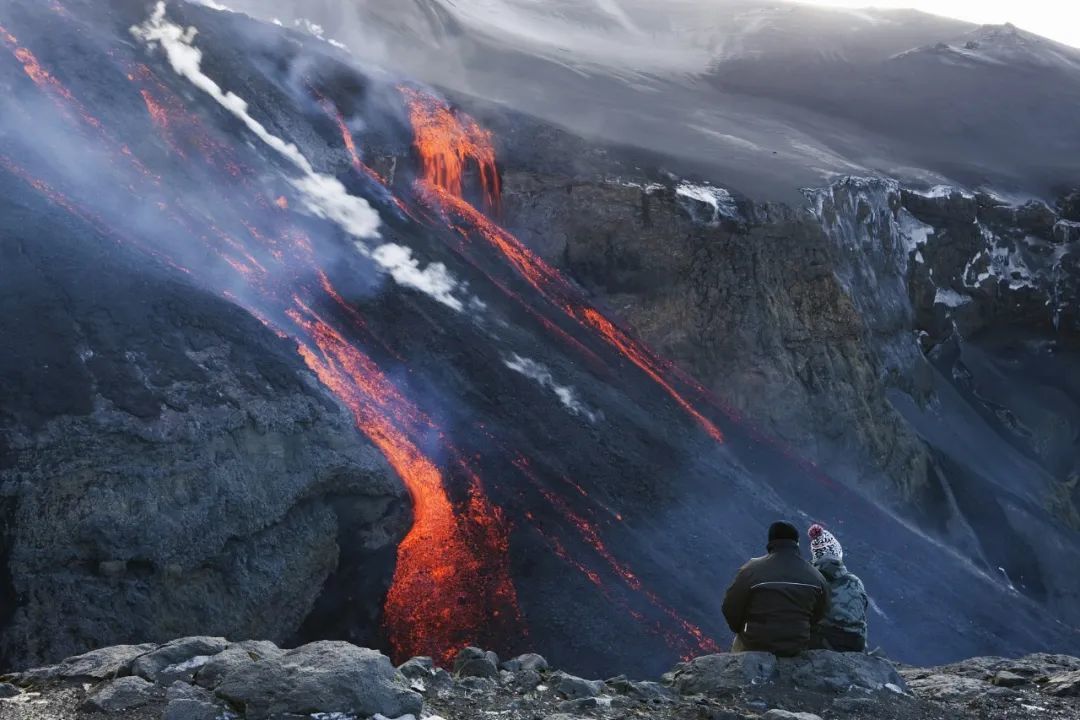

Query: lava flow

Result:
[5,9,524,665]
[288,304,522,663]
[403,90,725,444]
[401,86,502,214]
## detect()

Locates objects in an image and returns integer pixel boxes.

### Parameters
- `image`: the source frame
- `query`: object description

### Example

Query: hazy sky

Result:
[797,1,1080,48]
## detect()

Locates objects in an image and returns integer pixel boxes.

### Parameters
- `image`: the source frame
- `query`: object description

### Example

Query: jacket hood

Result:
[814,556,846,578]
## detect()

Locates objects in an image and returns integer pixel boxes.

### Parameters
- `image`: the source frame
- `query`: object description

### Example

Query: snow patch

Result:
[192,0,232,11]
[604,177,664,194]
[934,287,972,308]
[131,3,467,312]
[675,182,739,224]
[911,185,973,200]
[898,209,934,255]
[293,18,348,50]
[504,354,600,422]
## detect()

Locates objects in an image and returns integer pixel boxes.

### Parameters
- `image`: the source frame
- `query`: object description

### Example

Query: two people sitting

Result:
[722,521,868,655]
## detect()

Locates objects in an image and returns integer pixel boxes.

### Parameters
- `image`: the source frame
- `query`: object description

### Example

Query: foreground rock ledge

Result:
[1,638,1078,720]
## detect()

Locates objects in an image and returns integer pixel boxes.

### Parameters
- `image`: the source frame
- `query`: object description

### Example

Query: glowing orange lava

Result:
[287,303,523,663]
[418,181,725,443]
[402,87,501,214]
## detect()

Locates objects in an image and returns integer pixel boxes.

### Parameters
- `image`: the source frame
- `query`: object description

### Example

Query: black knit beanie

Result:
[768,521,799,543]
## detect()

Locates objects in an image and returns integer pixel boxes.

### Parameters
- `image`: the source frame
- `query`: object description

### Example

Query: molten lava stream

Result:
[401,86,501,215]
[286,302,524,663]
[400,88,724,442]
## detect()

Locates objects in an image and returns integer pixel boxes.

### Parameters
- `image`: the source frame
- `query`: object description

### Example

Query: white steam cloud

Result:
[131,2,465,311]
[504,354,600,423]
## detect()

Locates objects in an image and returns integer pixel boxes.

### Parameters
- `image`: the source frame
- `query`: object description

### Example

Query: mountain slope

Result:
[214,0,1080,202]
[0,0,1077,677]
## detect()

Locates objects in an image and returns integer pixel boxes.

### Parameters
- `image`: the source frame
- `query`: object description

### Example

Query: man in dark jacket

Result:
[722,521,830,655]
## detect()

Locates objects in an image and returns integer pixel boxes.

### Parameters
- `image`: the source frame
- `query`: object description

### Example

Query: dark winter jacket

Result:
[813,557,868,650]
[721,539,830,656]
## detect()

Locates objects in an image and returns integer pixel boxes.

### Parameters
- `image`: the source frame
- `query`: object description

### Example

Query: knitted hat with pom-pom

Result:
[808,524,843,563]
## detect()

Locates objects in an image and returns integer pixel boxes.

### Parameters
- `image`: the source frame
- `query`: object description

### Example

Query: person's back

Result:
[808,524,868,652]
[722,521,829,656]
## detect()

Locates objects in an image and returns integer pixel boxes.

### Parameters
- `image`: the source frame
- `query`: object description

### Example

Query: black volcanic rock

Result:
[5,638,1080,720]
[0,186,409,669]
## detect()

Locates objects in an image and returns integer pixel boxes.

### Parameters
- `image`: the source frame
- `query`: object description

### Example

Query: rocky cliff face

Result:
[485,120,1080,621]
[0,197,410,667]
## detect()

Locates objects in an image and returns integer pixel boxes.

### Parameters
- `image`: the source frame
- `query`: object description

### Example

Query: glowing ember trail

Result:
[316,97,384,184]
[402,87,501,214]
[514,457,719,656]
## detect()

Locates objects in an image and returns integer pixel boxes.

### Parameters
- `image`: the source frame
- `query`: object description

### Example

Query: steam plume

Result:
[131,1,465,311]
[504,353,600,422]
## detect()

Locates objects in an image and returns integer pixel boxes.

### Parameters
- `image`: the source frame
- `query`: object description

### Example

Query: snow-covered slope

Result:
[210,0,1080,202]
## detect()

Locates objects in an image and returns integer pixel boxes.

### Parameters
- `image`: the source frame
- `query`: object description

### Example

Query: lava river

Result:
[1,0,746,670]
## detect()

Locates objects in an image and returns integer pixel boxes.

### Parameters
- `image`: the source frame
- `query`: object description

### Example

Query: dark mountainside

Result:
[0,0,1078,686]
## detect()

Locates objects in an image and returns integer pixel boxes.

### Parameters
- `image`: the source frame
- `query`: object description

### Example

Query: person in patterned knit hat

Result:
[808,523,869,652]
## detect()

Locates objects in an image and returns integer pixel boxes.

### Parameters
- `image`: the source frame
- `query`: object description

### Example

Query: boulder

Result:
[454,647,498,678]
[625,680,674,703]
[989,670,1028,687]
[906,673,990,702]
[671,653,777,694]
[80,676,161,712]
[1043,670,1080,697]
[782,651,907,693]
[20,643,156,681]
[163,681,228,720]
[213,641,421,720]
[0,683,21,698]
[550,671,607,699]
[194,640,283,689]
[502,653,549,673]
[398,656,435,681]
[511,668,543,691]
[132,637,228,684]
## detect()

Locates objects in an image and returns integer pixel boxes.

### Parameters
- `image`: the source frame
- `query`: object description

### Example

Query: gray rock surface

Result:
[502,653,549,673]
[550,671,607,699]
[399,656,436,681]
[18,644,157,682]
[784,651,907,694]
[1044,671,1080,697]
[672,653,778,694]
[162,681,227,720]
[454,647,499,679]
[192,640,283,690]
[213,641,421,719]
[673,651,904,696]
[80,676,160,713]
[131,637,228,685]
[0,210,411,669]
